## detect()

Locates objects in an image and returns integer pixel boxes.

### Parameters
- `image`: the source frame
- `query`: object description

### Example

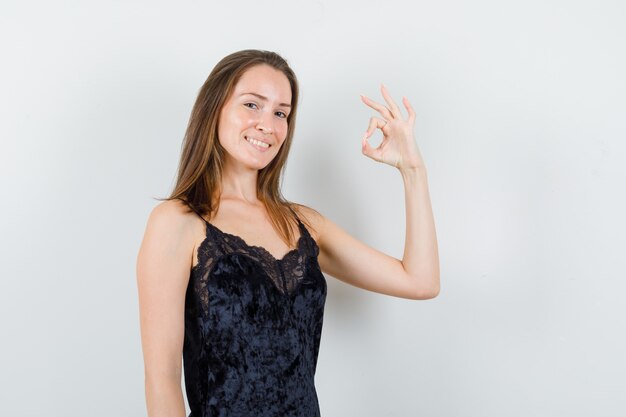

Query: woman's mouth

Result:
[245,136,271,152]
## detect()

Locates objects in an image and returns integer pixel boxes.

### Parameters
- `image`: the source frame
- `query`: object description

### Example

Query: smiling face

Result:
[217,64,292,171]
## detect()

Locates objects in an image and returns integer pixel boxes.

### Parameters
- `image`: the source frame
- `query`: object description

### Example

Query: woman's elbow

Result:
[412,277,440,300]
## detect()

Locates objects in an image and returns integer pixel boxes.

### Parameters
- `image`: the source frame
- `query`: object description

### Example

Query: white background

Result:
[1,0,625,416]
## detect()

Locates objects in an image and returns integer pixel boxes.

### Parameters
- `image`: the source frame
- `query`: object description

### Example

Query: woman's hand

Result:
[360,84,425,171]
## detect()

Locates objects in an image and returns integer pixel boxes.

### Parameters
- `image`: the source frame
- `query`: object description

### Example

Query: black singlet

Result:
[183,204,327,417]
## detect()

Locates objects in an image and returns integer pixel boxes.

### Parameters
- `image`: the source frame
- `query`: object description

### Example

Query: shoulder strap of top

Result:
[185,201,209,225]
[287,204,303,226]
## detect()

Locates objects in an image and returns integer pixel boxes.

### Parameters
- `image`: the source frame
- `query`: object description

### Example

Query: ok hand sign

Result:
[360,84,425,171]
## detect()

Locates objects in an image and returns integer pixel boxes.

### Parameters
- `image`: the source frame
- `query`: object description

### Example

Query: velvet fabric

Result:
[183,209,327,417]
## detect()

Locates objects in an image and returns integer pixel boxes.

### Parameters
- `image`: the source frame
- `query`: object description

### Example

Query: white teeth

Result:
[246,136,270,148]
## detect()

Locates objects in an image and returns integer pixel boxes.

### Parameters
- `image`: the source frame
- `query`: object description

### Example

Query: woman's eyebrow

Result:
[240,92,291,108]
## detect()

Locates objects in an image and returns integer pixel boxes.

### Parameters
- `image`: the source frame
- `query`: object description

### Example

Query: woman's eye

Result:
[245,103,286,119]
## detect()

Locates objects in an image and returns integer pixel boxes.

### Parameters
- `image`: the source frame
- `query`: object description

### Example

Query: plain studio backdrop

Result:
[1,0,624,416]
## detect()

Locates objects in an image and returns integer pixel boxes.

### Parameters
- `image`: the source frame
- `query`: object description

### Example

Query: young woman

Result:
[136,49,439,417]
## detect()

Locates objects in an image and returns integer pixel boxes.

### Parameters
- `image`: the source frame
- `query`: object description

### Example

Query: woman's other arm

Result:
[136,200,194,417]
[300,85,439,300]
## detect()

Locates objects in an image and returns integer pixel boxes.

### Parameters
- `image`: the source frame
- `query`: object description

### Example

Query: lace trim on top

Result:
[188,205,320,313]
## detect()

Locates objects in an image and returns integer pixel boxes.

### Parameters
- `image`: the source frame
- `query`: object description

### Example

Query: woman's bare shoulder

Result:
[150,198,194,224]
[291,202,326,242]
[144,199,202,244]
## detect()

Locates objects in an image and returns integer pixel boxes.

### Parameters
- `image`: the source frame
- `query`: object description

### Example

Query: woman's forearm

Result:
[400,166,440,297]
[145,375,187,417]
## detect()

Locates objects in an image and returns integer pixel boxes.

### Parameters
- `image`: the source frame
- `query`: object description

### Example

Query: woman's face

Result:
[217,64,292,171]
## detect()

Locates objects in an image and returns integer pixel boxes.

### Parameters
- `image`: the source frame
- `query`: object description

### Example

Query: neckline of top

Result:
[184,201,312,263]
[203,219,307,263]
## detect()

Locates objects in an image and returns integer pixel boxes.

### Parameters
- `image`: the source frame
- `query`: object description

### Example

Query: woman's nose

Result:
[255,110,274,134]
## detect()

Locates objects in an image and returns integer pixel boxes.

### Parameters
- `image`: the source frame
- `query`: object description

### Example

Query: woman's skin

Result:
[136,63,439,416]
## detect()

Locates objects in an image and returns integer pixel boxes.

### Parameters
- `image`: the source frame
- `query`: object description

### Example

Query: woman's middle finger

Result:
[380,84,402,120]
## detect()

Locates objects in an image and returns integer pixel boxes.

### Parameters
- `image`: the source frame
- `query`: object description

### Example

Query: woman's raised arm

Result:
[304,84,440,300]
